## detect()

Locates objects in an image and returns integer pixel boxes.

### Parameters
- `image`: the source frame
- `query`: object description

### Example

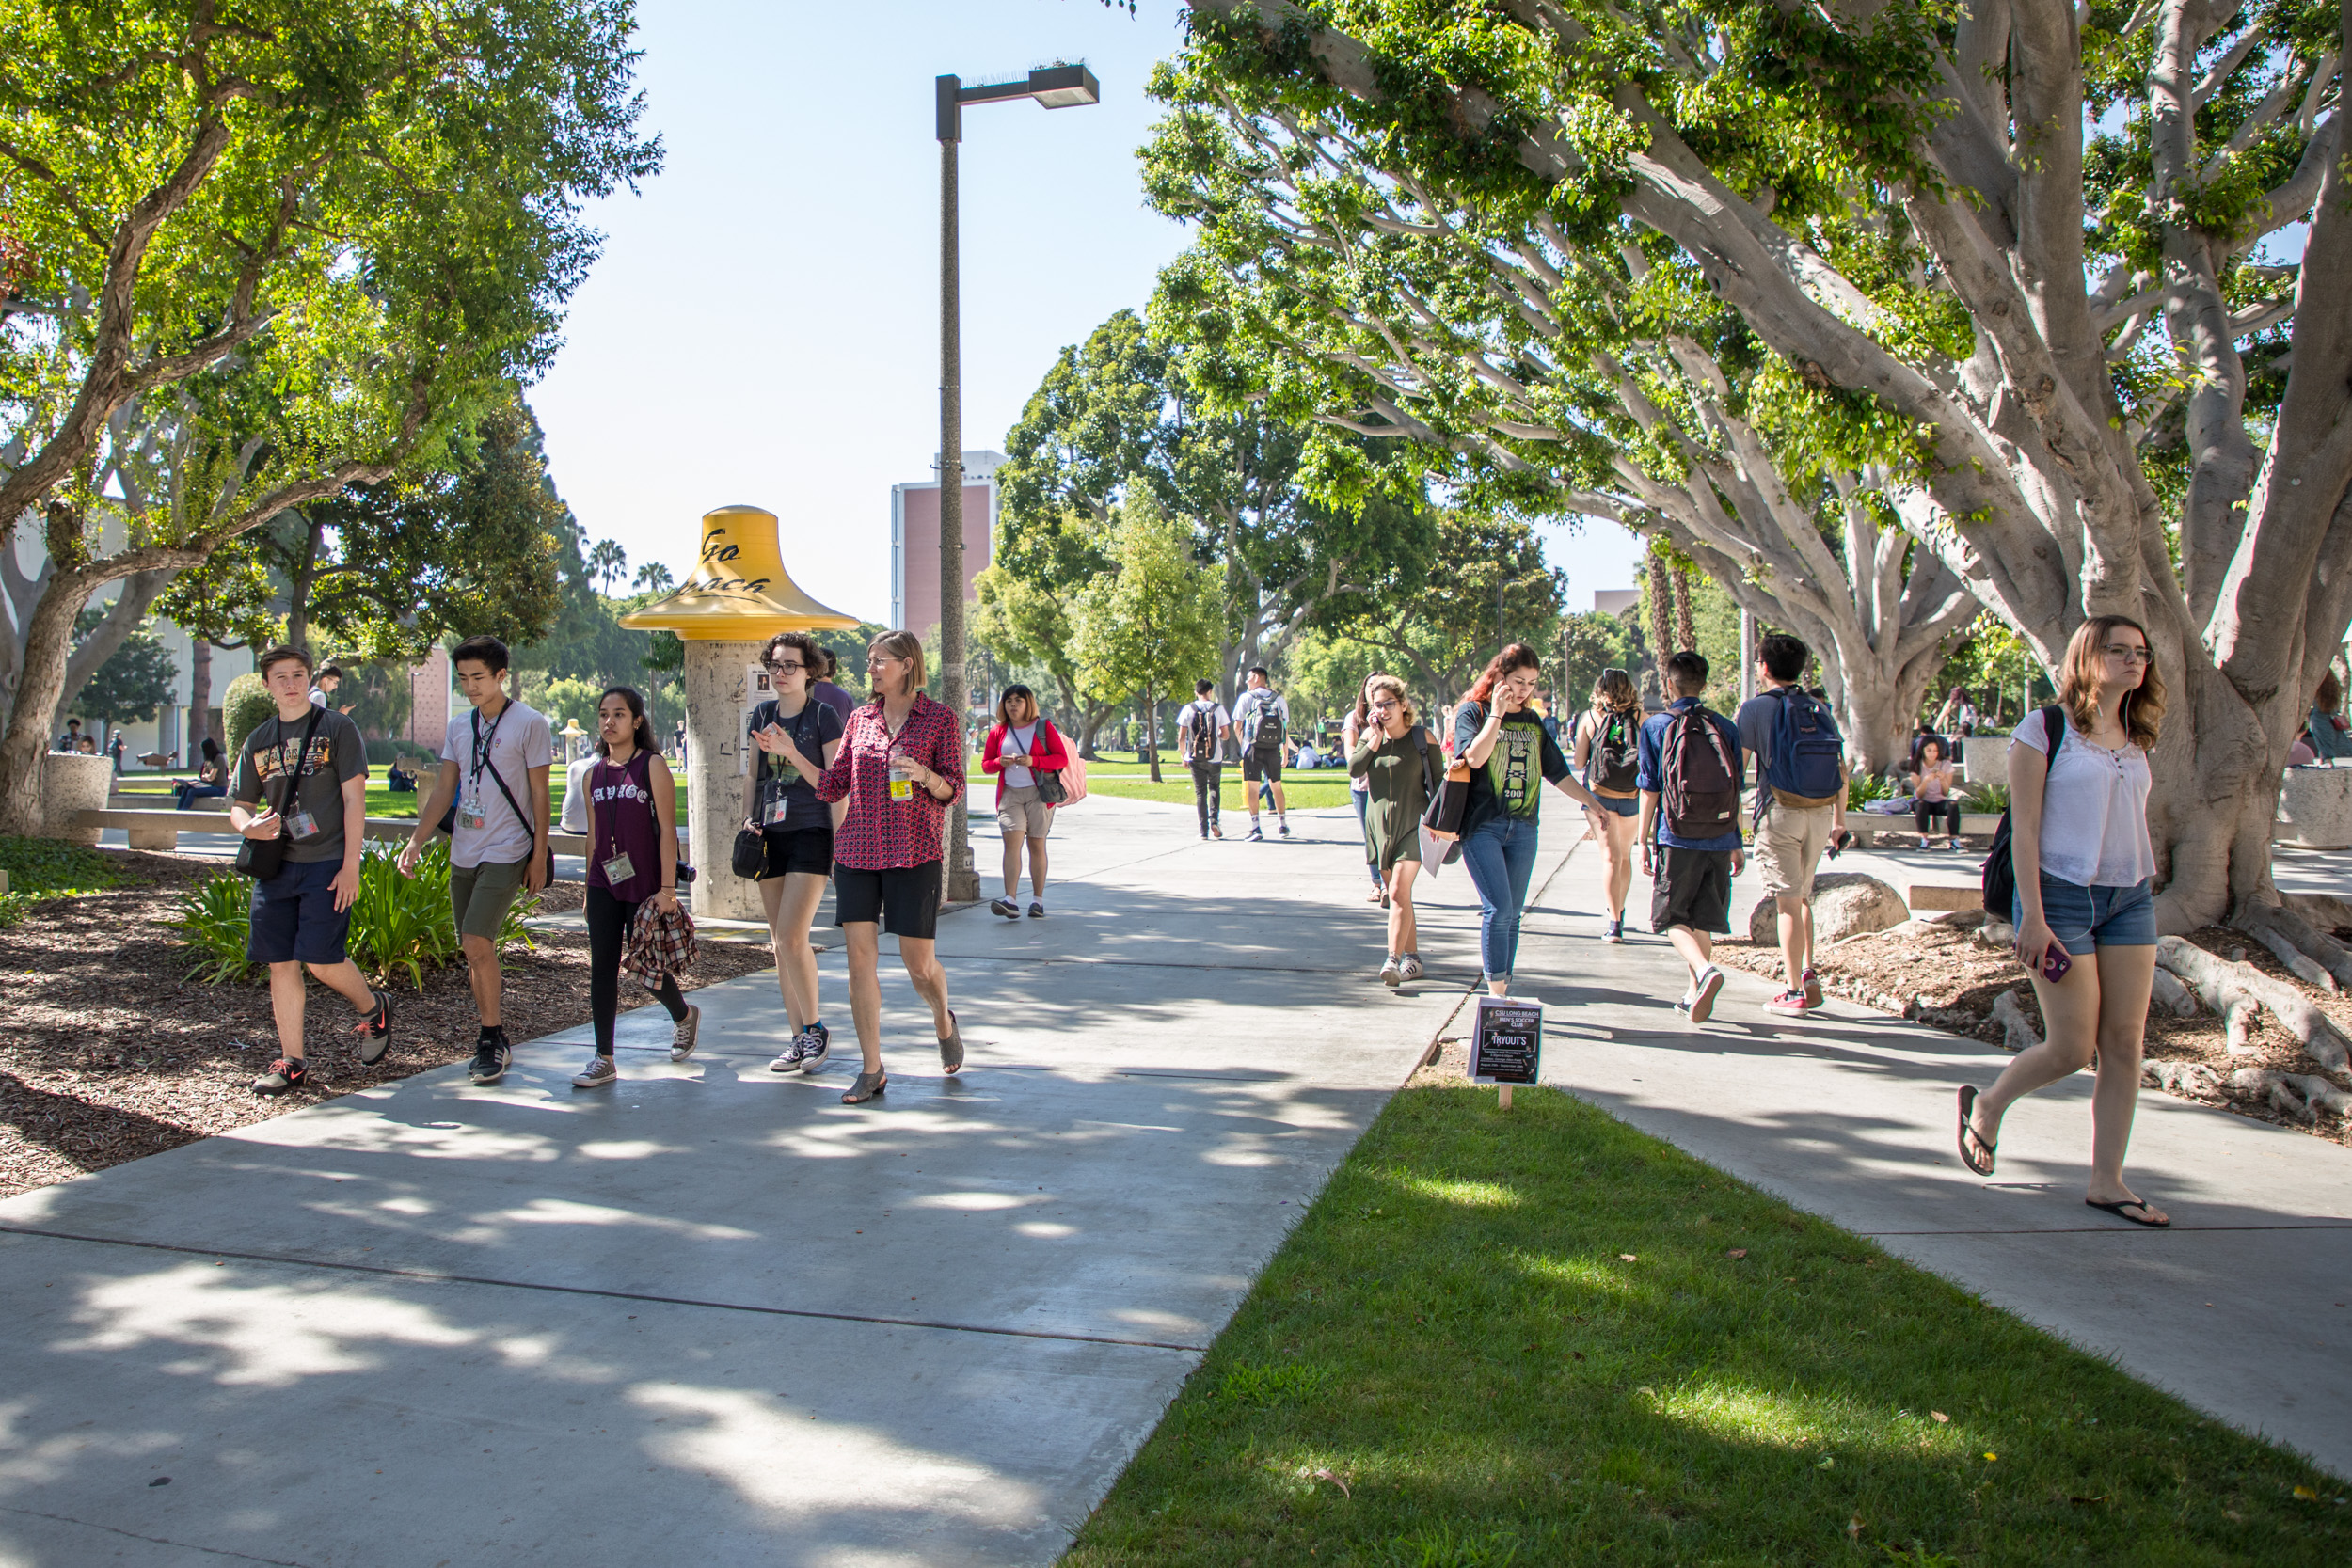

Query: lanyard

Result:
[469,705,507,800]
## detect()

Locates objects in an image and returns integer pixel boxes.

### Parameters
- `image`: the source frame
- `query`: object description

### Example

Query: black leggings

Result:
[1914,798,1962,836]
[587,884,687,1053]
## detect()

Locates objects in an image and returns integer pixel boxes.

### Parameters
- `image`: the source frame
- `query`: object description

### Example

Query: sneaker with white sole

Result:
[670,1004,702,1062]
[1801,966,1823,1007]
[571,1054,617,1089]
[1765,989,1809,1015]
[1690,964,1725,1023]
[1247,823,1263,841]
[770,1033,810,1073]
[1603,917,1624,944]
[1399,954,1425,983]
[799,1021,831,1073]
[990,897,1020,918]
[469,1038,512,1085]
[1379,957,1402,986]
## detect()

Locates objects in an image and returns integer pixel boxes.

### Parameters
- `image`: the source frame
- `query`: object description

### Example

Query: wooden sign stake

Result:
[1499,1085,1514,1111]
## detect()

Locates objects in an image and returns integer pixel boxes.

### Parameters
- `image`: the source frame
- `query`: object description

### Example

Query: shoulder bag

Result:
[1031,721,1068,805]
[233,705,325,879]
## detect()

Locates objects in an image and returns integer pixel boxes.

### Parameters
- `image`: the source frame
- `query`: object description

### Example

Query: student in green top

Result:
[1451,642,1605,995]
[1349,673,1447,986]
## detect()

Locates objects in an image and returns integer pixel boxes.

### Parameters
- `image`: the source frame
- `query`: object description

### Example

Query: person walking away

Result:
[1735,635,1851,1014]
[1350,674,1446,984]
[230,644,392,1094]
[397,635,552,1085]
[807,630,966,1103]
[1232,666,1292,839]
[1958,616,2169,1227]
[741,631,848,1073]
[1454,643,1605,996]
[1570,667,1645,942]
[810,645,858,731]
[981,684,1068,917]
[1908,737,1963,848]
[2307,671,2352,761]
[175,737,229,808]
[1342,681,1389,901]
[1178,680,1232,840]
[1638,651,1746,1022]
[567,687,694,1087]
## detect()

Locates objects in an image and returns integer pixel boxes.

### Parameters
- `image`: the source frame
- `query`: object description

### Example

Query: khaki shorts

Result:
[997,783,1052,838]
[1753,799,1835,899]
[451,855,530,941]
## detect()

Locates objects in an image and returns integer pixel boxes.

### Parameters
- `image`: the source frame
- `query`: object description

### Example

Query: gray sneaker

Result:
[669,1004,702,1062]
[1399,954,1425,983]
[1379,957,1402,987]
[800,1021,832,1072]
[571,1054,617,1089]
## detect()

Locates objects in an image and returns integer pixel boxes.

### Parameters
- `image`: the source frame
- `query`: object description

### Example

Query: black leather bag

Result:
[233,705,323,880]
[1031,721,1068,805]
[732,825,767,880]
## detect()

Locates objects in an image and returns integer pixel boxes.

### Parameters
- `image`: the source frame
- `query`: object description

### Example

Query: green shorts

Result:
[451,856,529,941]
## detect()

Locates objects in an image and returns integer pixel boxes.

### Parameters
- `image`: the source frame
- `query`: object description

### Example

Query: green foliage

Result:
[67,613,178,727]
[1849,771,1894,810]
[1071,492,1225,768]
[1965,780,2012,814]
[1931,616,2048,730]
[1325,510,1565,706]
[1557,611,1637,712]
[221,673,276,757]
[0,835,123,928]
[170,872,261,984]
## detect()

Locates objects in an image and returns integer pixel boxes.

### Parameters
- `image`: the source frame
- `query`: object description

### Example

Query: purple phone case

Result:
[2042,944,2073,984]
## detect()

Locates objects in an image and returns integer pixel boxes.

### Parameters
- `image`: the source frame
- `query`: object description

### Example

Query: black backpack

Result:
[1981,705,2063,915]
[1592,709,1639,793]
[1661,705,1740,840]
[1245,690,1286,752]
[1181,702,1220,763]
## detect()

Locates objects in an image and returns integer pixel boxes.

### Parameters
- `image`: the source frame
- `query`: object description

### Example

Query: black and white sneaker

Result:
[469,1039,512,1085]
[1247,823,1263,841]
[799,1021,831,1073]
[990,897,1020,918]
[770,1033,810,1073]
[1279,819,1290,837]
[1027,900,1045,918]
[355,990,393,1064]
[252,1057,308,1096]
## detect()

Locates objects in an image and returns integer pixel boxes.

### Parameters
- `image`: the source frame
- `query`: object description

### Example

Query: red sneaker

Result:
[1765,990,1810,1015]
[1801,967,1823,1007]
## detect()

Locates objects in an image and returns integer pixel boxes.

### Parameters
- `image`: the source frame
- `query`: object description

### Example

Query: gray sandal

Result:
[938,1011,963,1075]
[841,1070,887,1104]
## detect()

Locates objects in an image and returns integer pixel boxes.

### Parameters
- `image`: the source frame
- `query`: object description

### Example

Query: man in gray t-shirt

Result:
[398,635,553,1086]
[230,645,392,1098]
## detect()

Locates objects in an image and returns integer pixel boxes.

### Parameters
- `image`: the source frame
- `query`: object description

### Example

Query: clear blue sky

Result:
[528,0,1645,626]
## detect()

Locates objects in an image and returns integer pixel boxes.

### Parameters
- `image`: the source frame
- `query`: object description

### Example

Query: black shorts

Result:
[834,861,942,940]
[758,825,834,879]
[1651,846,1734,934]
[1241,746,1283,782]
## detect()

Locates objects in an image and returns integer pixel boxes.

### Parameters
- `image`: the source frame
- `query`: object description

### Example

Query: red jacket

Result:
[980,719,1070,806]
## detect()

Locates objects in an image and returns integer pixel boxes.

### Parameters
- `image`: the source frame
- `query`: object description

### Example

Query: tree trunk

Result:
[1673,565,1695,653]
[0,562,99,836]
[1143,682,1162,783]
[188,637,214,753]
[282,513,324,655]
[1646,553,1672,692]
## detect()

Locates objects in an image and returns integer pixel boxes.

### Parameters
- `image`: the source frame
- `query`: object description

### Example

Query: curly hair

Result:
[2058,615,2164,751]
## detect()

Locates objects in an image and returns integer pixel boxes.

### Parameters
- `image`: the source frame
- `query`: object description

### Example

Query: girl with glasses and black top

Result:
[745,630,848,1074]
[569,686,693,1088]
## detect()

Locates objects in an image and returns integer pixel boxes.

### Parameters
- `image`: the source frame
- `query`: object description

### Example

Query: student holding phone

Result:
[1957,617,2168,1227]
[744,630,847,1073]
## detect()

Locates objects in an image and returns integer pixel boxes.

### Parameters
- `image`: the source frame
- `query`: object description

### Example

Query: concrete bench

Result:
[71,807,674,864]
[1843,812,2000,847]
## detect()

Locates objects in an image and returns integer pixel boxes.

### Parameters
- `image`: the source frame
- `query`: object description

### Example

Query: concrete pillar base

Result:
[41,753,112,844]
[682,640,768,924]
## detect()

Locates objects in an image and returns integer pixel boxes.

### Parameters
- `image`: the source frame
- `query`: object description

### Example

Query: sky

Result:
[526,0,1646,627]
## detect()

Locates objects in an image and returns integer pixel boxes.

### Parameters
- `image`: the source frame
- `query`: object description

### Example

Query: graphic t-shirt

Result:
[749,697,846,833]
[1450,701,1573,836]
[438,700,554,869]
[233,707,368,863]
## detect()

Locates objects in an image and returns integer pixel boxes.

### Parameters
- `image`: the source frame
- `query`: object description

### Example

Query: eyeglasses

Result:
[1369,701,1398,712]
[764,659,805,673]
[2102,645,2153,664]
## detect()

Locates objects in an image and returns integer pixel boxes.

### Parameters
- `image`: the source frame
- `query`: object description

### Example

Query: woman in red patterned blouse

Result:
[791,630,968,1102]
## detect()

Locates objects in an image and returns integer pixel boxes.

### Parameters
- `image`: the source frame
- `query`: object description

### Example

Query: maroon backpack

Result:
[1661,705,1740,840]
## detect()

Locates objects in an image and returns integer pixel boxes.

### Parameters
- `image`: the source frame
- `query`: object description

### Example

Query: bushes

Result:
[0,835,124,928]
[170,841,540,990]
[221,672,275,756]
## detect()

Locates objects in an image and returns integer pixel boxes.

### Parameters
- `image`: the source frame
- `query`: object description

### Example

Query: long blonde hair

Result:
[1364,673,1415,729]
[866,629,925,699]
[1589,666,1638,721]
[2058,615,2164,750]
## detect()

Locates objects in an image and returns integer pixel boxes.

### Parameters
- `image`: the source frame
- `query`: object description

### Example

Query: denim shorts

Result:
[2014,873,2155,955]
[1591,791,1638,818]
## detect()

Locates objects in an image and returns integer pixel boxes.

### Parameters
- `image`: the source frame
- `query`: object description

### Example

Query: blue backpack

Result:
[1763,687,1845,808]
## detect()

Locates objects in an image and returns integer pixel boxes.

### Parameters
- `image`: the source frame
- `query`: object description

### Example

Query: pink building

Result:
[890,450,1001,636]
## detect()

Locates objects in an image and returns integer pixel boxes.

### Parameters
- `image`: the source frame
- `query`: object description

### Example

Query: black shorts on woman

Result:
[747,695,843,879]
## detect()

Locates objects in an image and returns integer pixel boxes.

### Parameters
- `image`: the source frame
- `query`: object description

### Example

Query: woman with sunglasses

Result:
[1570,666,1645,942]
[790,630,967,1103]
[1454,643,1605,995]
[1958,617,2169,1227]
[746,631,847,1073]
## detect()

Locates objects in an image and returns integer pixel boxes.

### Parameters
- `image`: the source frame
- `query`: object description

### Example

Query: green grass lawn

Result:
[115,767,691,829]
[1057,752,1359,812]
[1064,1081,2347,1567]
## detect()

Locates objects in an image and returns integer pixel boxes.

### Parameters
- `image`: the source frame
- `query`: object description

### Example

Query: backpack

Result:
[1592,709,1639,793]
[1244,689,1286,752]
[1181,702,1221,763]
[1661,705,1740,841]
[1982,705,2064,916]
[1764,686,1846,808]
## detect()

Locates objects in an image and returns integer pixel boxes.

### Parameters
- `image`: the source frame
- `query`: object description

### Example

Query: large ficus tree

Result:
[1141,0,2346,927]
[0,0,659,833]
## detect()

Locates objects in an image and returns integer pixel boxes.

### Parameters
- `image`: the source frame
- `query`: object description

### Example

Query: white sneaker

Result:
[572,1055,617,1089]
[1690,965,1725,1023]
[1398,954,1425,983]
[1379,957,1402,987]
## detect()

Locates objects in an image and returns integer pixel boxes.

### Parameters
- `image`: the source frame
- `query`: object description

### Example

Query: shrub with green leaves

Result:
[1847,772,1893,811]
[0,835,125,927]
[221,672,275,757]
[1966,781,2011,814]
[171,872,261,983]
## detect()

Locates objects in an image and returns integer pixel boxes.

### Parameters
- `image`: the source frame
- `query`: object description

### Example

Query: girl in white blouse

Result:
[1958,616,2169,1227]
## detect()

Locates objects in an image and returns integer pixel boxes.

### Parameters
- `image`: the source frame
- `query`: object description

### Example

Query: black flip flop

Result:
[2085,1196,2169,1228]
[1956,1085,1996,1176]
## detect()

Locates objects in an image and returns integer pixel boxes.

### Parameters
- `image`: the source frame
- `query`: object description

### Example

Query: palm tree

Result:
[633,562,674,594]
[586,538,627,594]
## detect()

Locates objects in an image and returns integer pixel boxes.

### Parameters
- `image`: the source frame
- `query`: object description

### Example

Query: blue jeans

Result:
[1460,816,1541,981]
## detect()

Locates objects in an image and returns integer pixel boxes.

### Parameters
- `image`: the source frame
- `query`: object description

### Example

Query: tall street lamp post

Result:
[933,62,1099,904]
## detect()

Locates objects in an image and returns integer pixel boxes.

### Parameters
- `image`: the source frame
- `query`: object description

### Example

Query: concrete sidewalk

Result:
[1510,832,2352,1480]
[0,800,1471,1567]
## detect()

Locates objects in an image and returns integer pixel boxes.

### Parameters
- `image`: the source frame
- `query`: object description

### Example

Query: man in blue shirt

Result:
[1637,650,1746,1022]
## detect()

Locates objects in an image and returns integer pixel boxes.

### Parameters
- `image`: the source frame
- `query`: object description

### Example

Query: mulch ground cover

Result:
[0,847,777,1200]
[1712,917,2352,1146]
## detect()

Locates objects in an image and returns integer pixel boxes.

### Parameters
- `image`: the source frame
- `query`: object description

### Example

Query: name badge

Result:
[600,849,636,885]
[459,798,485,830]
[285,808,319,839]
[760,780,793,826]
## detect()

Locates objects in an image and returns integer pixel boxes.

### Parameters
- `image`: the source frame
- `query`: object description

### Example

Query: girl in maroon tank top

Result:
[570,686,692,1090]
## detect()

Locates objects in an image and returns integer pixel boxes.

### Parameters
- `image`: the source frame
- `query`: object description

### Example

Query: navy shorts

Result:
[2014,873,2155,956]
[248,858,351,966]
[1591,791,1638,818]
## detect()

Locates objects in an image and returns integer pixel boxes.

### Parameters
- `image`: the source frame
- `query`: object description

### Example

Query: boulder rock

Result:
[1747,871,1911,946]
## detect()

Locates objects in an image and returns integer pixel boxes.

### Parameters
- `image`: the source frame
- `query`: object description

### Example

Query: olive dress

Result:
[1349,723,1446,871]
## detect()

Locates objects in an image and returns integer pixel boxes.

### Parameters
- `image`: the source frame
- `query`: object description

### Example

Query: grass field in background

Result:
[1064,1081,2348,1566]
